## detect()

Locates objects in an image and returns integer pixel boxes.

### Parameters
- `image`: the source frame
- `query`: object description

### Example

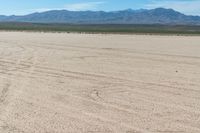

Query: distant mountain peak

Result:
[124,8,134,11]
[154,7,172,10]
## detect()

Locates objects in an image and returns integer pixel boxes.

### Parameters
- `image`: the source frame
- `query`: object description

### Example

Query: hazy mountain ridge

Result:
[0,8,200,25]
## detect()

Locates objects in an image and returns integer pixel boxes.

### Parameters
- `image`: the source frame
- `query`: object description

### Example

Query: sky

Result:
[0,0,200,16]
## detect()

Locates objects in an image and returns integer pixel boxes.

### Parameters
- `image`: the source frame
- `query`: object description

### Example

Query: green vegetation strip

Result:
[0,22,200,35]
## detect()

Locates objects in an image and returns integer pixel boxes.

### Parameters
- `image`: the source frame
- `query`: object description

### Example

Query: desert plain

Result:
[0,32,199,133]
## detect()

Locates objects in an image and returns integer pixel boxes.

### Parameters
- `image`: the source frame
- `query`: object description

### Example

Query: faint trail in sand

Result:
[0,32,199,132]
[0,83,10,104]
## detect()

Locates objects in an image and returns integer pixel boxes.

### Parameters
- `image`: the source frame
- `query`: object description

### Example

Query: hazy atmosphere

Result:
[0,0,200,15]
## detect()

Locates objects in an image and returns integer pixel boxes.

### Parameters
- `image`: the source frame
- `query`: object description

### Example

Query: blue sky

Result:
[0,0,200,16]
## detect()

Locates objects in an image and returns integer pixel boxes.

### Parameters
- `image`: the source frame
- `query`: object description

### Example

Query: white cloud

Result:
[145,0,200,15]
[34,1,105,13]
[64,2,105,11]
[34,8,61,12]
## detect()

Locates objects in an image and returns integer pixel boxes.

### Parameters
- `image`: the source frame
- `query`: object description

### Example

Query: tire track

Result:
[0,83,10,104]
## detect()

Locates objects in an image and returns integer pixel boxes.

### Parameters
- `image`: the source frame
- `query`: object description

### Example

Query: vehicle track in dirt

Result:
[0,32,199,133]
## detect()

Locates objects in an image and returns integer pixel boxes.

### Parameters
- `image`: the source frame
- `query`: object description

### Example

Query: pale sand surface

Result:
[0,32,200,133]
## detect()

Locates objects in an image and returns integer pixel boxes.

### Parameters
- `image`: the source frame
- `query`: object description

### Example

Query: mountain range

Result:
[0,8,200,25]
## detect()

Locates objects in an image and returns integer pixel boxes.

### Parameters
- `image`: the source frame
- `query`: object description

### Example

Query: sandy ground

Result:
[0,32,199,133]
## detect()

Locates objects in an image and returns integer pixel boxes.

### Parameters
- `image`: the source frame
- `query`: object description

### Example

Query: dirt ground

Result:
[0,32,199,133]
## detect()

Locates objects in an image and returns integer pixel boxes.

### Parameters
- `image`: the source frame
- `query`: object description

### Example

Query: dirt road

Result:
[0,32,200,133]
